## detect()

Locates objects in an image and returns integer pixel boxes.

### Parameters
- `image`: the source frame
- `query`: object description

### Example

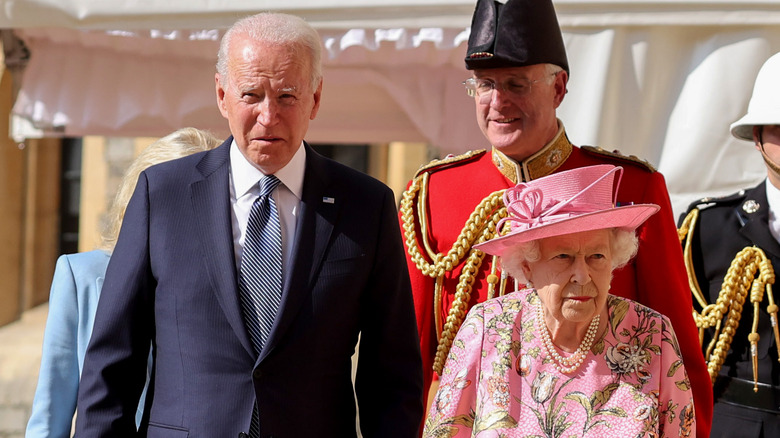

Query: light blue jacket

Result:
[26,250,148,437]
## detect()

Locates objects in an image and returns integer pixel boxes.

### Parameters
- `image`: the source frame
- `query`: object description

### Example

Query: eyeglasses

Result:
[463,72,559,103]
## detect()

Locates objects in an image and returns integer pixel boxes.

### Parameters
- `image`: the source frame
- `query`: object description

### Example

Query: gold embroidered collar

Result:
[491,122,572,183]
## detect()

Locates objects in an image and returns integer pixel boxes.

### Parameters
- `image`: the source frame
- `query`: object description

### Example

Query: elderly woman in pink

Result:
[424,165,696,437]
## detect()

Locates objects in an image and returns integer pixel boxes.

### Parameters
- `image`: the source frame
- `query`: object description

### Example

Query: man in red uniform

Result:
[400,0,712,435]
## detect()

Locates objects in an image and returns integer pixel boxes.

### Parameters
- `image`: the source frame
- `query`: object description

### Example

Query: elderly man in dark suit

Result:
[75,12,423,437]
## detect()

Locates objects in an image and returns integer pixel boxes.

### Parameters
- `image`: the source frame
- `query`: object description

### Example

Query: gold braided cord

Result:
[707,247,774,386]
[432,207,507,375]
[433,275,444,340]
[417,172,438,260]
[432,216,508,374]
[766,289,780,365]
[691,245,773,384]
[679,209,778,387]
[400,173,507,278]
[433,248,486,375]
[679,209,709,310]
[694,250,757,383]
[702,248,754,382]
[487,255,500,300]
[400,172,507,375]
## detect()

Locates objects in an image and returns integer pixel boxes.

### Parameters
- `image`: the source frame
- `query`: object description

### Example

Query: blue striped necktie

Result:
[239,174,283,354]
[238,175,282,437]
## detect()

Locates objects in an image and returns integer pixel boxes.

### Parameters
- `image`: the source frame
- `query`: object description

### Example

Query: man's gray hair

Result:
[216,12,323,91]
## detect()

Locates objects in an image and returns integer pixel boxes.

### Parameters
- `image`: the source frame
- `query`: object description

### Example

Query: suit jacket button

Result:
[238,433,249,438]
[253,369,262,379]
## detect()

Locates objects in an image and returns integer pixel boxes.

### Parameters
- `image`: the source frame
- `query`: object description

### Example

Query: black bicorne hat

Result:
[465,0,569,74]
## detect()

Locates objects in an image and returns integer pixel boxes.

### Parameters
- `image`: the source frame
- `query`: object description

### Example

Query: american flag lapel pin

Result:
[322,196,335,204]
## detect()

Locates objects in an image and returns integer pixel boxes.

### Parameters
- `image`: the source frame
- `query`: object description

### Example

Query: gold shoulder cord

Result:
[400,171,507,375]
[679,209,780,391]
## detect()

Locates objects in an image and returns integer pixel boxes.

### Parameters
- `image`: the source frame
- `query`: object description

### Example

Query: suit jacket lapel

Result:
[260,144,337,360]
[738,182,780,259]
[190,138,255,358]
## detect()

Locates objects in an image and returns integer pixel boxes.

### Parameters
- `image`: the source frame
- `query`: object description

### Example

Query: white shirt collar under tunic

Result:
[764,177,780,244]
[229,139,306,274]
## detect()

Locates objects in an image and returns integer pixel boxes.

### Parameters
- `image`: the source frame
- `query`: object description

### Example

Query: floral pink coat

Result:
[424,289,696,438]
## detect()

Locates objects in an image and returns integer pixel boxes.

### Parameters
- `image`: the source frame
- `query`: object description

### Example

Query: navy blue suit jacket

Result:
[76,139,423,437]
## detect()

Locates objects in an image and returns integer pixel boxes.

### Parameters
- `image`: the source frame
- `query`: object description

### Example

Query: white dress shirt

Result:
[765,177,780,244]
[229,140,306,276]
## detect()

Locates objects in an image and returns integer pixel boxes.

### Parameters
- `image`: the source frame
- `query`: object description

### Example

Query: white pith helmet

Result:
[731,52,780,142]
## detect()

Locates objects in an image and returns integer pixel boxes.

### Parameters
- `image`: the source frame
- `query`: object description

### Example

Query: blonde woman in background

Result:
[26,127,221,438]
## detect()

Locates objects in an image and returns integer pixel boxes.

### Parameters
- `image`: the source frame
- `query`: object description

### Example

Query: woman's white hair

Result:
[100,128,222,251]
[216,12,323,91]
[499,228,639,283]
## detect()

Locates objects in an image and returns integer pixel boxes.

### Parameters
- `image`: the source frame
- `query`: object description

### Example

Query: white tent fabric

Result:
[3,1,780,29]
[11,26,480,146]
[558,26,780,217]
[5,1,780,218]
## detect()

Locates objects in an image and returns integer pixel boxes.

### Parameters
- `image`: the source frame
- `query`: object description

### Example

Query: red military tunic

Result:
[400,124,712,437]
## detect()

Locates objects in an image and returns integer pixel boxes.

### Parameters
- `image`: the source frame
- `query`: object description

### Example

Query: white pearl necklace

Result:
[535,299,600,374]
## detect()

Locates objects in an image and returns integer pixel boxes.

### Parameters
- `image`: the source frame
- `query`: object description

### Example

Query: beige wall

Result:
[79,136,158,253]
[79,136,108,252]
[0,112,157,327]
[0,67,61,319]
[0,38,61,323]
[0,65,24,326]
[387,142,429,205]
[21,138,61,310]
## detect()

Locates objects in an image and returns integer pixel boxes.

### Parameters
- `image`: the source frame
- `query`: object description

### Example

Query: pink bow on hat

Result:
[474,164,659,257]
[497,166,621,235]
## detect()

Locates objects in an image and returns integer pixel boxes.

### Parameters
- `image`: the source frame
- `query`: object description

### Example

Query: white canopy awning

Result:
[5,0,780,216]
[10,25,480,148]
[3,1,780,29]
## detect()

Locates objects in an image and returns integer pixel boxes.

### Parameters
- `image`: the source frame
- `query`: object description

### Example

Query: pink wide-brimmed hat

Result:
[474,164,659,257]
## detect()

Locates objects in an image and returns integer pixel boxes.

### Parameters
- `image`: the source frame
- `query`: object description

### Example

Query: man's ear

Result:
[215,73,229,119]
[309,78,323,120]
[552,70,568,108]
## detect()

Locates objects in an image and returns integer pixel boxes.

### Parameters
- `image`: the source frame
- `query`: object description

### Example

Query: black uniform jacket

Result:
[680,181,780,437]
